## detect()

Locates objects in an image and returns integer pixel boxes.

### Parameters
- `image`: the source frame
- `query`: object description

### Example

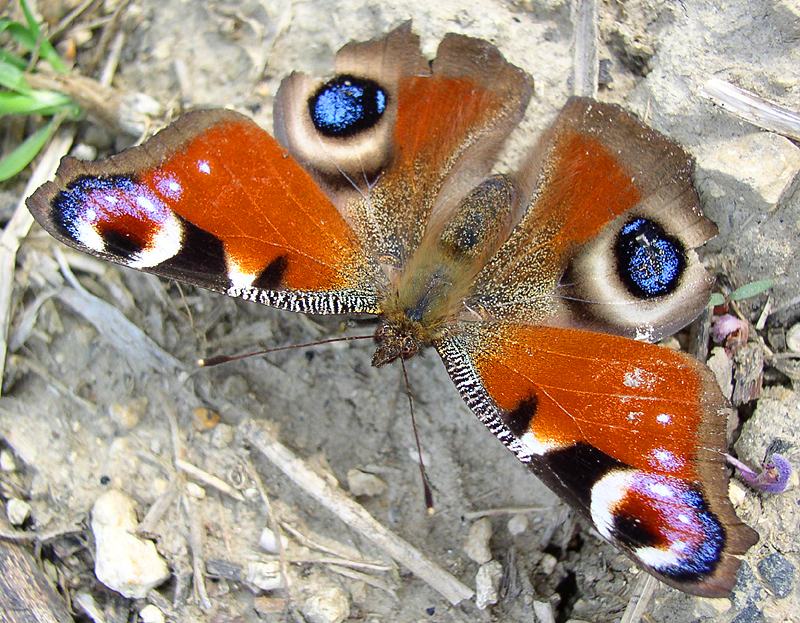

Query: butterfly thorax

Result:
[372,175,517,367]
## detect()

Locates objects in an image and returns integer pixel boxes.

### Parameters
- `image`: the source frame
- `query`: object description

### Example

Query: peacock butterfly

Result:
[26,24,757,597]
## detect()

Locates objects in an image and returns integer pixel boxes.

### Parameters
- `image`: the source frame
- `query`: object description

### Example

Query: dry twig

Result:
[242,419,474,605]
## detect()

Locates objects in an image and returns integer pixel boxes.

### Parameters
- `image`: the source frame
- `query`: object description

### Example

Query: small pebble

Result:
[538,553,558,576]
[464,517,493,564]
[192,407,220,430]
[347,469,387,497]
[728,480,747,506]
[786,323,800,353]
[254,596,288,614]
[70,143,97,161]
[0,449,16,472]
[258,526,288,554]
[108,398,147,430]
[139,604,165,623]
[301,586,350,623]
[757,552,795,598]
[185,481,206,499]
[475,560,503,610]
[246,561,283,592]
[7,498,31,525]
[92,489,170,598]
[210,423,235,449]
[533,600,556,623]
[507,513,528,536]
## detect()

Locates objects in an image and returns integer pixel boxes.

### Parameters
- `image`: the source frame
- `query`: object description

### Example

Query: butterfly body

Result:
[28,24,757,597]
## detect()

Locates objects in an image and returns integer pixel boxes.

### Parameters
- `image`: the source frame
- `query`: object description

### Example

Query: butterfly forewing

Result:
[275,25,533,270]
[27,110,382,316]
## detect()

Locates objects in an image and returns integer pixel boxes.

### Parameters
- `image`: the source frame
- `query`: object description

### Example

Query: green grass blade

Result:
[0,115,60,181]
[0,48,29,71]
[0,90,73,115]
[19,0,67,73]
[730,279,774,301]
[709,293,726,307]
[0,58,32,93]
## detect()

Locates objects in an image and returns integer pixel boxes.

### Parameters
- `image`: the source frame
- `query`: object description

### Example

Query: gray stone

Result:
[757,553,795,599]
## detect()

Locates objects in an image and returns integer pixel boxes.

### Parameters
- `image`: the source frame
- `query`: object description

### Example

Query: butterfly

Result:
[27,24,757,597]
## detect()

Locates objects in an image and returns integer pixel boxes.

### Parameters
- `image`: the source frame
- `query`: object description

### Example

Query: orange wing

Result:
[274,25,532,268]
[437,322,757,596]
[27,110,381,315]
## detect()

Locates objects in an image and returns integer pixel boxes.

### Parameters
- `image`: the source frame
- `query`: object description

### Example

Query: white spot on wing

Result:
[649,448,684,472]
[227,259,257,290]
[589,470,634,539]
[136,195,156,212]
[127,213,183,269]
[198,160,211,174]
[634,546,681,570]
[656,413,672,425]
[647,482,674,499]
[519,431,557,457]
[74,220,105,253]
[623,367,658,390]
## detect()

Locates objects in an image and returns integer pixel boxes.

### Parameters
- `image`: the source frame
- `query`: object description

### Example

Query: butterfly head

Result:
[371,321,421,367]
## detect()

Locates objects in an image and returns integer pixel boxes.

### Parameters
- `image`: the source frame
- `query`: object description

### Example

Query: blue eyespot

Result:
[309,74,387,138]
[615,217,685,298]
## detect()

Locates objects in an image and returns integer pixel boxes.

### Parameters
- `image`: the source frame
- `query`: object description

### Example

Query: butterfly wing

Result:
[437,98,756,595]
[274,24,533,270]
[438,323,757,596]
[27,109,382,315]
[468,97,718,341]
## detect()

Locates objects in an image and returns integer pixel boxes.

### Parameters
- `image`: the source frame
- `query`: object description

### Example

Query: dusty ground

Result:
[2,0,799,622]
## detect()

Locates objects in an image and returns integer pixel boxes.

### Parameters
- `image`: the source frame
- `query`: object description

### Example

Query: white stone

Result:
[0,449,16,472]
[301,586,350,623]
[707,347,734,400]
[475,560,503,610]
[538,553,558,576]
[185,482,206,499]
[91,489,170,599]
[7,498,31,525]
[697,133,800,205]
[463,517,493,564]
[139,604,165,623]
[245,560,283,592]
[533,600,556,623]
[258,527,288,554]
[786,323,800,352]
[728,480,748,507]
[346,469,387,497]
[507,513,528,536]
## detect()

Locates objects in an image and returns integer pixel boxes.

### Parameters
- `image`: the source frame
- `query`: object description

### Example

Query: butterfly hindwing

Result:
[437,322,758,596]
[27,109,382,315]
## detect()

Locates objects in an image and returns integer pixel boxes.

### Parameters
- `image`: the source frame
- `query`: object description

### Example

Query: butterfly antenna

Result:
[198,334,375,367]
[400,358,435,513]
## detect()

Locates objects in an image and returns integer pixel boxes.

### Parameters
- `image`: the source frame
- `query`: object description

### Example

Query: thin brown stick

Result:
[701,78,800,141]
[242,420,474,605]
[571,0,599,97]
